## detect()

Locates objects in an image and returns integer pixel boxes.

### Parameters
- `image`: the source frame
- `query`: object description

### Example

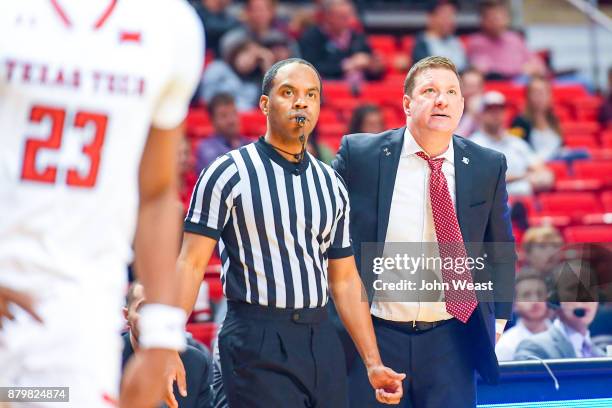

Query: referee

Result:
[177,58,405,407]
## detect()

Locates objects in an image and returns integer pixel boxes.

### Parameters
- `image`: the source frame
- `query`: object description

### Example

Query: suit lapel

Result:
[453,135,472,242]
[377,128,405,242]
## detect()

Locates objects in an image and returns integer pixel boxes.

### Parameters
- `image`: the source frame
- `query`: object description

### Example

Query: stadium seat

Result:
[186,322,218,348]
[564,225,612,243]
[563,134,599,149]
[204,274,224,304]
[547,161,570,180]
[561,121,600,136]
[361,82,404,105]
[186,108,211,139]
[547,161,603,191]
[573,160,612,187]
[568,95,603,121]
[400,35,415,54]
[601,131,612,149]
[319,108,341,124]
[538,192,602,223]
[317,121,345,138]
[602,191,612,212]
[240,110,267,138]
[322,81,352,100]
[368,35,397,54]
[552,84,589,102]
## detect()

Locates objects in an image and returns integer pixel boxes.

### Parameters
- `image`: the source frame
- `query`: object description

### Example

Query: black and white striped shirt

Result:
[185,137,352,309]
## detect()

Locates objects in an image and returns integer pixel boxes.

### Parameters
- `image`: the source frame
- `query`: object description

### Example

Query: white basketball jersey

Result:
[0,0,204,295]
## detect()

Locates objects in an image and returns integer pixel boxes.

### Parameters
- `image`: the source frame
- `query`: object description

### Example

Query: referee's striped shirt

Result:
[185,137,353,309]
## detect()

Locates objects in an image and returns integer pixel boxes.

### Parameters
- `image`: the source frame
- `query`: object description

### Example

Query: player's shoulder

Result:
[0,1,38,26]
[131,0,202,36]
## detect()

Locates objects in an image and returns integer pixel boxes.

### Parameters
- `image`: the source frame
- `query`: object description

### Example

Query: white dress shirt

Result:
[495,318,551,361]
[370,128,455,323]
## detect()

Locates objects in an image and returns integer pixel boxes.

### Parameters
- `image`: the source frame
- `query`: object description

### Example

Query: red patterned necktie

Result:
[416,151,478,323]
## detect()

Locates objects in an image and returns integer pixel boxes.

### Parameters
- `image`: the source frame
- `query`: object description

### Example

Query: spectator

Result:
[515,302,604,359]
[192,0,241,57]
[466,0,546,80]
[122,282,214,408]
[195,93,249,173]
[598,67,612,127]
[347,104,386,134]
[261,29,296,63]
[521,226,564,278]
[456,67,485,137]
[496,271,551,361]
[201,30,274,111]
[510,76,562,161]
[299,0,384,84]
[224,0,299,58]
[412,0,467,71]
[471,91,554,196]
[242,0,290,38]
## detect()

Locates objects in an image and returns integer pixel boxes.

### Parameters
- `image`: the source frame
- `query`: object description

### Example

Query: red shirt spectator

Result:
[467,0,545,79]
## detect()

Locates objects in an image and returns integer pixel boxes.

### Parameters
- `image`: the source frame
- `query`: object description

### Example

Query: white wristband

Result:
[138,303,187,351]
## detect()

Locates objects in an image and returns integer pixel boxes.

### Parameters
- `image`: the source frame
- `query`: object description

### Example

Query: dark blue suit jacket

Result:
[121,333,214,408]
[332,128,517,383]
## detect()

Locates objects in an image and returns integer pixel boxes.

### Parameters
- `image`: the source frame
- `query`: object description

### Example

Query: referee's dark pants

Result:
[218,301,348,408]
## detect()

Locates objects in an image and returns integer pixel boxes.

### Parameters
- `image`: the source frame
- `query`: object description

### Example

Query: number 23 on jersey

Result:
[21,104,108,188]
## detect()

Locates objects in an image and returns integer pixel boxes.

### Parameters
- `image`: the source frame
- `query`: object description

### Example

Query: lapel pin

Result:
[383,147,391,156]
[462,157,469,165]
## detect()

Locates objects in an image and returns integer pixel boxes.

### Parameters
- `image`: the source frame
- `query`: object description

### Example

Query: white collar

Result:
[402,127,454,164]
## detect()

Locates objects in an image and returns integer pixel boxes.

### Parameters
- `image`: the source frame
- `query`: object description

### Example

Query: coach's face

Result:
[260,62,320,140]
[404,68,463,136]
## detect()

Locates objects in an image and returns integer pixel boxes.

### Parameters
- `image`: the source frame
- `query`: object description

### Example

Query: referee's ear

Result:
[260,95,269,116]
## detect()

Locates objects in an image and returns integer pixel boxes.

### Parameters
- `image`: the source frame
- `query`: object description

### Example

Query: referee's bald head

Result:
[262,58,323,97]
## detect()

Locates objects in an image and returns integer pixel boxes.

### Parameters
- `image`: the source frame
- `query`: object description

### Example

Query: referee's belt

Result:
[228,300,327,324]
[372,315,454,333]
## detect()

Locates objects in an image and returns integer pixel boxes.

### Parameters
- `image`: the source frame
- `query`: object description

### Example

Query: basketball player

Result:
[0,1,203,407]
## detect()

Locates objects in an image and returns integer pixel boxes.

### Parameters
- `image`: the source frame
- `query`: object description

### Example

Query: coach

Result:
[333,56,517,407]
[177,58,404,407]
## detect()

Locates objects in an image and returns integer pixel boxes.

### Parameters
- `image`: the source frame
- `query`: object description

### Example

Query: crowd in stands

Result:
[177,0,612,372]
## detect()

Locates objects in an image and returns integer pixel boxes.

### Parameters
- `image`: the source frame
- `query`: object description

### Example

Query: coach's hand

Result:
[0,286,42,329]
[367,364,406,405]
[120,349,186,408]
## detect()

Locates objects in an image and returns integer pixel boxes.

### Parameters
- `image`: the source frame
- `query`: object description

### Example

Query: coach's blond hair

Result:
[403,56,460,97]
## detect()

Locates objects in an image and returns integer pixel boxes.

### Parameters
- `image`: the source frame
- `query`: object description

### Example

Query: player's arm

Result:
[121,3,204,407]
[134,125,183,309]
[328,256,405,405]
[122,125,189,408]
